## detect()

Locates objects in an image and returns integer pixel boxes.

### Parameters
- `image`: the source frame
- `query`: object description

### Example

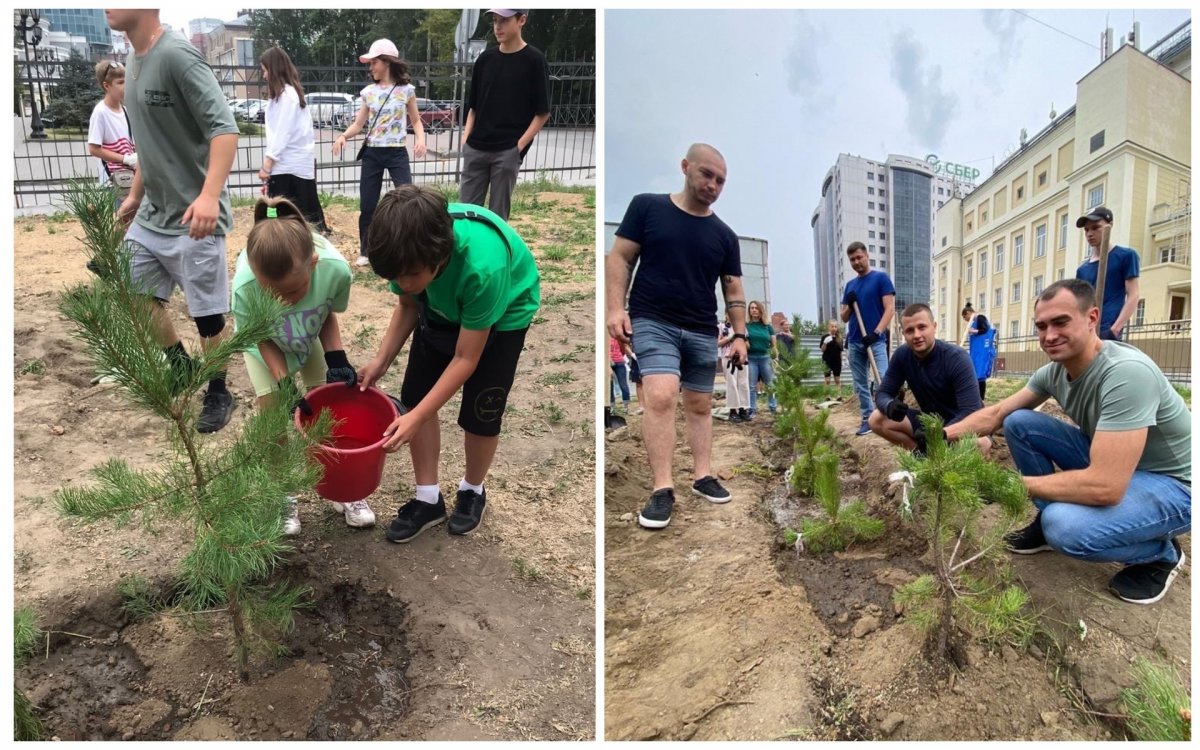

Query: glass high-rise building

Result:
[39,9,112,57]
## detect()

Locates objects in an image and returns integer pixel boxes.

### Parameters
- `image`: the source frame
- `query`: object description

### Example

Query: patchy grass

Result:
[511,557,545,582]
[1121,657,1191,741]
[536,402,566,423]
[542,244,573,262]
[984,377,1025,405]
[538,371,575,387]
[18,359,45,375]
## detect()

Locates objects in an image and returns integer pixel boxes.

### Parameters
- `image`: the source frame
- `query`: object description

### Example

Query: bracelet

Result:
[732,333,748,341]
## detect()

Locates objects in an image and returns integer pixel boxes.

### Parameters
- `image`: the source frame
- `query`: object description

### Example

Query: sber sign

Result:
[925,154,980,183]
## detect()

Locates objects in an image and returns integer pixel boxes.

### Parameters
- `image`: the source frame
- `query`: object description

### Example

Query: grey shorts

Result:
[124,222,230,317]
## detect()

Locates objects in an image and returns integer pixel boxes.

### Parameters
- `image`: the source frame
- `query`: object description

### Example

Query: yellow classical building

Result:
[933,26,1191,360]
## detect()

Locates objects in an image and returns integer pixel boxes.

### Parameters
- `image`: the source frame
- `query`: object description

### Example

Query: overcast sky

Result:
[605,8,1191,321]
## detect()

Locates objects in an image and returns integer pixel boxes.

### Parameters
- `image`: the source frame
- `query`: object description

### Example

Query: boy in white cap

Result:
[459,10,550,220]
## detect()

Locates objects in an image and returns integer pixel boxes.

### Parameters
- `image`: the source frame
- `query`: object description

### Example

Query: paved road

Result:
[13,116,594,214]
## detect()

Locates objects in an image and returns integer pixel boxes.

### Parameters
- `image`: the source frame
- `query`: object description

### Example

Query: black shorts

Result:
[400,324,529,438]
[823,355,842,377]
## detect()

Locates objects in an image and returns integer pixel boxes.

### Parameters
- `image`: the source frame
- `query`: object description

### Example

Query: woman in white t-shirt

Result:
[258,47,329,235]
[331,38,426,266]
[86,60,137,208]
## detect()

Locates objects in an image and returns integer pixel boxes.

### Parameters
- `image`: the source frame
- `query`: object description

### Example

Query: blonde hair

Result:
[246,198,314,280]
[748,300,766,322]
[95,60,124,88]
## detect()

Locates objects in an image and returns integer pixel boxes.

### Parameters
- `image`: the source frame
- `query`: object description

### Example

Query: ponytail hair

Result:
[247,198,315,280]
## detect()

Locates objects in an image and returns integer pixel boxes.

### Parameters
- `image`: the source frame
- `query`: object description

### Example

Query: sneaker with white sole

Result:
[282,496,301,537]
[1005,511,1053,555]
[638,488,674,529]
[1108,539,1186,605]
[355,255,371,267]
[692,475,731,504]
[342,500,375,528]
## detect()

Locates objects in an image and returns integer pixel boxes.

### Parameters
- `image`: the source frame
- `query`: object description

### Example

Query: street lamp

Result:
[14,9,46,139]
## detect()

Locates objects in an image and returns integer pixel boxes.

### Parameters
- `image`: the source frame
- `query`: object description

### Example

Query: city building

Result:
[39,8,111,57]
[810,153,971,325]
[189,18,223,59]
[205,15,258,99]
[932,21,1191,349]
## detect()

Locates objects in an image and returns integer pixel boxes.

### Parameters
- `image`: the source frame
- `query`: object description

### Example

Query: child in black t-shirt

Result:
[820,320,843,387]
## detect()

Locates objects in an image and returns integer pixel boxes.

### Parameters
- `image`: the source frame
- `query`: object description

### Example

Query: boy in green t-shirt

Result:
[357,185,540,542]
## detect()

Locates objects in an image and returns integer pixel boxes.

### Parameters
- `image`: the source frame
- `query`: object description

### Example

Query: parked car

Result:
[411,98,456,133]
[239,99,267,123]
[331,96,363,130]
[305,92,355,128]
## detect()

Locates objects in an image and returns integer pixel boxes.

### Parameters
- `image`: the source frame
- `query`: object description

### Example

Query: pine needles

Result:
[53,181,331,680]
[14,608,43,740]
[1121,657,1191,741]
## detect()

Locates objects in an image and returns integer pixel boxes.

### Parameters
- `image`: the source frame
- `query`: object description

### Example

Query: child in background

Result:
[332,39,426,267]
[231,197,369,535]
[610,336,631,412]
[258,46,329,234]
[86,60,137,209]
[820,319,843,388]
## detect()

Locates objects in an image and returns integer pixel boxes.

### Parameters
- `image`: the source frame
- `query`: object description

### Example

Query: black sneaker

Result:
[1005,512,1053,554]
[1108,540,1186,605]
[386,496,447,543]
[448,488,487,535]
[195,388,235,433]
[728,411,744,424]
[638,489,674,529]
[692,475,731,504]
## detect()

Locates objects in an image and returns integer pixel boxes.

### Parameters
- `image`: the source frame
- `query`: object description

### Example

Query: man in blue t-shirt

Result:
[606,143,747,531]
[840,242,895,435]
[1074,206,1139,341]
[869,303,987,453]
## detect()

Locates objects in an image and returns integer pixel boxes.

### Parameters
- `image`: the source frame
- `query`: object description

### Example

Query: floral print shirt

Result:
[360,82,415,147]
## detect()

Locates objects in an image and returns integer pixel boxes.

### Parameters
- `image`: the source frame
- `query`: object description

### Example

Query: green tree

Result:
[45,50,97,128]
[54,181,331,680]
[893,415,1033,667]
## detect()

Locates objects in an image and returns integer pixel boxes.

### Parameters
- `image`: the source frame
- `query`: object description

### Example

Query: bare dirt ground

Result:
[604,392,1189,741]
[13,191,596,741]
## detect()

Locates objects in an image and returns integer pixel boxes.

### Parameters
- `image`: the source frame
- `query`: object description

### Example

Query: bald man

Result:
[606,143,747,530]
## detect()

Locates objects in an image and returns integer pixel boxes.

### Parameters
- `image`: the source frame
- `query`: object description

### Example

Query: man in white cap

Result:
[459,9,550,220]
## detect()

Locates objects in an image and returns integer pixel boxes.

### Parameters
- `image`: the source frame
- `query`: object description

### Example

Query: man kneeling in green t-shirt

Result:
[357,185,540,542]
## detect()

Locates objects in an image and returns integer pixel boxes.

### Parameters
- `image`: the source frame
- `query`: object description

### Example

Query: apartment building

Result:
[933,22,1191,344]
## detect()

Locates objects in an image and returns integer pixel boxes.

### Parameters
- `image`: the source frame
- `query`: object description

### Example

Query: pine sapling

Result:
[1121,657,1192,741]
[799,447,884,553]
[892,414,1031,666]
[14,608,42,741]
[54,181,331,680]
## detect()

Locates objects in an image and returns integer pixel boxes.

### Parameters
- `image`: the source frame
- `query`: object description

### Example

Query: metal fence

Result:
[13,59,595,214]
[995,319,1192,382]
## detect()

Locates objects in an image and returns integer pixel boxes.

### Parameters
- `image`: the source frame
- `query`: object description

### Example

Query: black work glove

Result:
[324,349,357,387]
[726,357,743,372]
[278,376,313,417]
[884,399,908,423]
[862,331,880,347]
[845,291,858,307]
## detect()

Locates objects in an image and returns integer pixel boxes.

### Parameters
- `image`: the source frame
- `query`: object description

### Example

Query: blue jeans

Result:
[610,362,630,404]
[1004,410,1191,565]
[848,340,889,421]
[747,354,776,416]
[359,146,412,254]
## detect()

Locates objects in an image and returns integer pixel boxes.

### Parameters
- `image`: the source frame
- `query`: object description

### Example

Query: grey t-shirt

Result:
[126,33,239,236]
[1027,341,1191,483]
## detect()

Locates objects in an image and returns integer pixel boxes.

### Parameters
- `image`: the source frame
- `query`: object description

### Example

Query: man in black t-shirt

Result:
[606,143,748,530]
[869,303,988,453]
[459,9,551,220]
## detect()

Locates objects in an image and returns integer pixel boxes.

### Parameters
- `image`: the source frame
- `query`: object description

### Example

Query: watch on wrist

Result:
[733,333,748,341]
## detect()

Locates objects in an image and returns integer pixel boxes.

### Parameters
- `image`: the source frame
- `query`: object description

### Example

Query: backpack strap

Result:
[450,209,512,259]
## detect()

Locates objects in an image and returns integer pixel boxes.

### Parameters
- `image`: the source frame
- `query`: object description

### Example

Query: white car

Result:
[305,92,355,128]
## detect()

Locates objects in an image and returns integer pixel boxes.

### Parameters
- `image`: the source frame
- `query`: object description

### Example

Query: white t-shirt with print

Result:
[359,82,415,147]
[87,101,135,184]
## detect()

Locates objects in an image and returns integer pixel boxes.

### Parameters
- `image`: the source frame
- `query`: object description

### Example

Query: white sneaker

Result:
[283,496,301,537]
[342,500,376,528]
[355,255,371,267]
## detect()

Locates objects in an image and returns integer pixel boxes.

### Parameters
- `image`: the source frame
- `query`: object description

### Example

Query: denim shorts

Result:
[630,317,718,393]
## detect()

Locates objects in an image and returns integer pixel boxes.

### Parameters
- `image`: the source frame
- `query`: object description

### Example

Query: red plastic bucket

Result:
[294,384,399,503]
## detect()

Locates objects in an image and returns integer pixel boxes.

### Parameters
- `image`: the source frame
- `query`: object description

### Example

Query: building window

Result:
[1012,281,1022,302]
[869,230,876,239]
[879,189,885,197]
[978,293,986,311]
[1087,184,1104,209]
[880,232,886,240]
[1133,299,1145,327]
[868,187,875,195]
[994,288,1002,307]
[1010,320,1020,338]
[869,216,876,224]
[981,209,988,224]
[1038,171,1047,187]
[878,173,885,181]
[979,251,988,277]
[938,200,944,208]
[942,236,947,247]
[1033,274,1044,296]
[1016,185,1025,201]
[1035,224,1047,258]
[1059,213,1068,248]
[1056,267,1065,281]
[867,173,874,181]
[880,218,886,226]
[1013,235,1024,266]
[967,220,973,232]
[1159,244,1177,263]
[870,259,877,268]
[994,241,1004,270]
[940,264,947,278]
[938,187,944,196]
[965,258,973,281]
[1089,130,1105,153]
[880,260,887,269]
[879,245,886,252]
[940,286,947,305]
[868,201,875,210]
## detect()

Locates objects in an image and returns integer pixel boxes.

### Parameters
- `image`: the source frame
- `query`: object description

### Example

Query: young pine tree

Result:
[798,447,884,553]
[893,414,1032,667]
[14,608,42,741]
[54,181,331,680]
